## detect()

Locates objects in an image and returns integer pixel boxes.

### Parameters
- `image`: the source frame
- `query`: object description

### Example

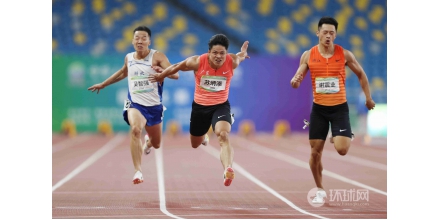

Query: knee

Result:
[337,148,348,156]
[130,126,142,139]
[217,131,229,142]
[310,150,322,160]
[150,139,161,149]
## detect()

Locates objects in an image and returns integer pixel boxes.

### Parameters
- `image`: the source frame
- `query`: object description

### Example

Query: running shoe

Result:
[143,134,152,155]
[311,189,327,204]
[133,170,143,184]
[223,167,235,186]
[201,134,209,146]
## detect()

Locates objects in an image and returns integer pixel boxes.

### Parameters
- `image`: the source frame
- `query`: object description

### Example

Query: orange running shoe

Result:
[223,167,235,186]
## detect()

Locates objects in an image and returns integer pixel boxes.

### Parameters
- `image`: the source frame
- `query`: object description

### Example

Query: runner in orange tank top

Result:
[148,34,250,186]
[290,17,376,203]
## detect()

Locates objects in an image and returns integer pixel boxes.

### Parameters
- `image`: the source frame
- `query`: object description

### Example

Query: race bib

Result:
[200,75,226,92]
[315,77,340,94]
[131,76,154,93]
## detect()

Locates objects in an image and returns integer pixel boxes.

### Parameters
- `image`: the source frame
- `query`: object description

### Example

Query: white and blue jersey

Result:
[126,49,163,106]
[123,49,165,127]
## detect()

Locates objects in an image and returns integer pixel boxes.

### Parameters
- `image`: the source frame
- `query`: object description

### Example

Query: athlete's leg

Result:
[308,103,329,190]
[127,108,147,173]
[214,121,233,170]
[189,103,211,148]
[330,103,352,156]
[309,139,325,189]
[332,136,351,155]
[144,122,163,149]
[190,135,206,148]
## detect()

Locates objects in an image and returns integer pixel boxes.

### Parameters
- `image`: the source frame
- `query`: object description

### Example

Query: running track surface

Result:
[52,132,387,219]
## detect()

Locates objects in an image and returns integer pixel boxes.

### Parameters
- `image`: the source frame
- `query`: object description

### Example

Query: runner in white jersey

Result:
[88,26,179,184]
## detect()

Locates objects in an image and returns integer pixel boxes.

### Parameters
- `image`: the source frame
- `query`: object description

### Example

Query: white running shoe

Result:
[143,134,152,155]
[311,189,327,204]
[133,170,143,184]
[201,134,209,146]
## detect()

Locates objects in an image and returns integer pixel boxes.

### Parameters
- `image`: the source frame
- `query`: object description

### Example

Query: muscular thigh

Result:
[145,122,162,146]
[329,103,352,138]
[211,103,232,133]
[127,108,147,128]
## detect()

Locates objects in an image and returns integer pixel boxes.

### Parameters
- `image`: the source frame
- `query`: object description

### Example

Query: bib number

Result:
[131,77,154,93]
[200,76,226,92]
[315,77,340,94]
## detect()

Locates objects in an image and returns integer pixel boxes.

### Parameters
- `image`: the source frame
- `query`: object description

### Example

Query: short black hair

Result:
[318,17,338,31]
[208,34,229,50]
[133,26,152,37]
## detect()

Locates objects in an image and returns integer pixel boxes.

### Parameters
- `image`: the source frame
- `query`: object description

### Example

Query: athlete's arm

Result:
[344,49,375,110]
[152,51,179,80]
[231,41,250,69]
[148,55,200,83]
[88,57,128,94]
[290,50,310,88]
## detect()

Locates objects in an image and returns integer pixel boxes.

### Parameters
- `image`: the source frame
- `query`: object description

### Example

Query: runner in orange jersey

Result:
[290,17,376,203]
[148,34,250,186]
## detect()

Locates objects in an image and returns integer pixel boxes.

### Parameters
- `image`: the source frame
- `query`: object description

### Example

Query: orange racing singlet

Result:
[194,53,234,106]
[308,44,347,106]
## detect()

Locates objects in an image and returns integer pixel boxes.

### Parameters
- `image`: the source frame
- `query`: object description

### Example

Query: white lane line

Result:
[293,142,387,171]
[53,213,386,218]
[155,142,184,219]
[52,133,125,192]
[234,136,387,196]
[201,144,327,219]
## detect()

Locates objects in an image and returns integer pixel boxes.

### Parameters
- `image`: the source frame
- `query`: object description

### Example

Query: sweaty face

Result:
[132,31,150,52]
[317,24,336,46]
[208,45,227,68]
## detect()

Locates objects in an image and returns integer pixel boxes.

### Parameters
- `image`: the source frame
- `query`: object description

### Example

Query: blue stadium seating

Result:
[52,0,386,103]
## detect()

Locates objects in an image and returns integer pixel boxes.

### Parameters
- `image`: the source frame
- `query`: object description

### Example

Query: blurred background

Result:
[52,0,387,140]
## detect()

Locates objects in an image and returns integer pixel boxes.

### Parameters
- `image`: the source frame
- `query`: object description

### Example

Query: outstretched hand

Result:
[241,41,250,59]
[88,83,105,94]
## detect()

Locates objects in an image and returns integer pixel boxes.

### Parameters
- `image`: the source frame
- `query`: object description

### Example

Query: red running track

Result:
[52,132,387,219]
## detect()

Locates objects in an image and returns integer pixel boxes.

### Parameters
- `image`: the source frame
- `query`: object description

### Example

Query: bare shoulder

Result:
[187,55,200,63]
[302,50,311,57]
[185,55,201,69]
[152,50,168,61]
[300,50,311,64]
[343,49,356,62]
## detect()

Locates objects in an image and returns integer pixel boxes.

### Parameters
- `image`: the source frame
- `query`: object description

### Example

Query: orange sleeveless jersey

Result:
[308,44,347,106]
[194,53,234,106]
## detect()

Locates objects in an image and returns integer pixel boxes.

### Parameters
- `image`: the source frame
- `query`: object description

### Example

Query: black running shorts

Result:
[190,100,232,136]
[309,102,352,140]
